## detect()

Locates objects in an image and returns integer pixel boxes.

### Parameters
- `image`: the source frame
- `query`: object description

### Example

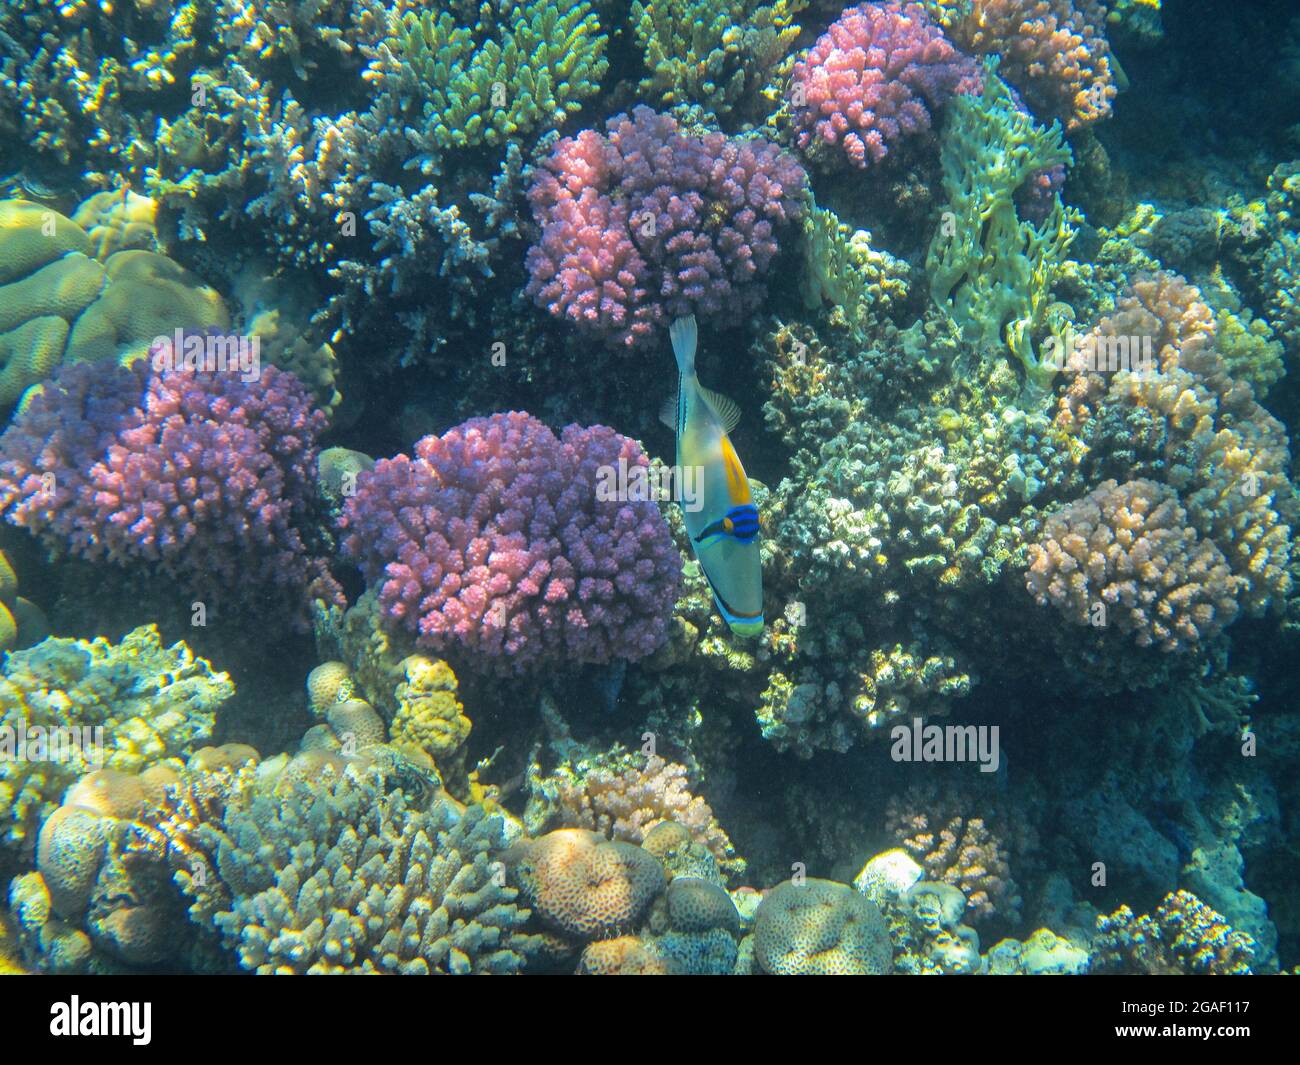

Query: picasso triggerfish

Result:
[662,315,764,636]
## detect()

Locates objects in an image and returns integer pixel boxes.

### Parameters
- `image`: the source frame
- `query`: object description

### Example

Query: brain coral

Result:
[0,625,231,852]
[525,105,806,346]
[0,198,227,406]
[507,828,666,940]
[753,878,893,975]
[0,352,338,624]
[340,411,682,675]
[196,763,538,974]
[944,0,1117,130]
[788,1,981,169]
[1026,478,1243,652]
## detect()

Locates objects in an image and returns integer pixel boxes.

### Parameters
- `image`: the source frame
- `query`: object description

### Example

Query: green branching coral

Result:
[801,200,912,338]
[0,626,232,853]
[631,0,803,123]
[385,0,608,149]
[927,70,1077,401]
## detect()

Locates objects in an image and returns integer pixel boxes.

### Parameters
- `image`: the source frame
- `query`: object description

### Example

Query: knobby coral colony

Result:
[0,0,1298,980]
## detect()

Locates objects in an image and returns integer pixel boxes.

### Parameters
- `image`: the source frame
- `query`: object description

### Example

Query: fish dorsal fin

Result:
[658,393,678,430]
[701,387,741,433]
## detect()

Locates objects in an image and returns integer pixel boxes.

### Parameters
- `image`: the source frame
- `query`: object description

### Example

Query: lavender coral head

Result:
[789,1,981,169]
[0,341,336,624]
[525,106,807,347]
[340,411,682,674]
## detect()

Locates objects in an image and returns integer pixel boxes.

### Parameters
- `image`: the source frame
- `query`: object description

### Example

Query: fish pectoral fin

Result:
[700,387,741,433]
[658,393,678,431]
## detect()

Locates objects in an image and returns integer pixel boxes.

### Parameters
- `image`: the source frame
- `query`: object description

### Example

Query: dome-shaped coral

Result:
[0,198,227,407]
[754,878,893,975]
[508,828,666,940]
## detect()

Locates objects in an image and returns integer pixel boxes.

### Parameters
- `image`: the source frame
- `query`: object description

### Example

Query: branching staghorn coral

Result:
[374,0,608,149]
[631,0,803,123]
[927,69,1077,401]
[218,0,359,80]
[0,0,218,184]
[194,760,539,973]
[144,2,553,372]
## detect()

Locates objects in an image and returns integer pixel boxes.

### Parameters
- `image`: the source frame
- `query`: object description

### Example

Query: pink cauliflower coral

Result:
[340,411,682,674]
[525,106,806,347]
[788,1,982,169]
[0,348,336,625]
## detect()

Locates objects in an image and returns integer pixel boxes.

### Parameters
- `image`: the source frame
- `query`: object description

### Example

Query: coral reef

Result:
[0,0,1295,989]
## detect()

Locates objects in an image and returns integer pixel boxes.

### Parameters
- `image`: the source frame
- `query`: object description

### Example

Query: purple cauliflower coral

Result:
[0,344,337,624]
[789,1,982,169]
[525,106,807,348]
[339,411,682,674]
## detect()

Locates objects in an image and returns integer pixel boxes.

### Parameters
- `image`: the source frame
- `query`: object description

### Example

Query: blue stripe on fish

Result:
[693,504,760,545]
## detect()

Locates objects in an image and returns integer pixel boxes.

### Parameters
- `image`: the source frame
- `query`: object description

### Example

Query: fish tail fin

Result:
[669,315,697,375]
